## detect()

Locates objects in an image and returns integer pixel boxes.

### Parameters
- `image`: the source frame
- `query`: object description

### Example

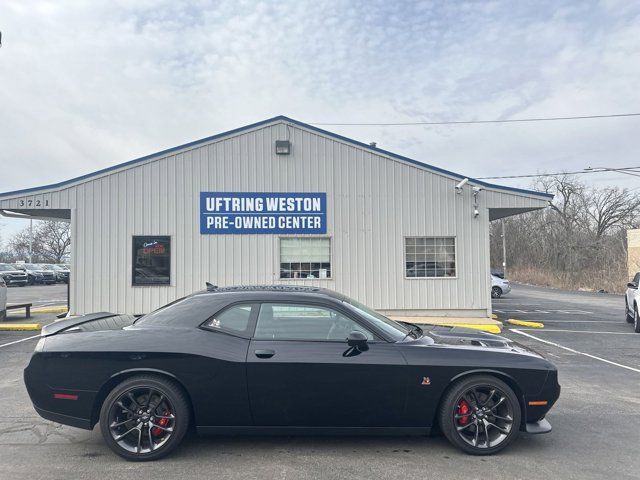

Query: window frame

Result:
[252,300,382,343]
[199,302,260,339]
[403,236,458,280]
[278,236,333,281]
[132,235,172,287]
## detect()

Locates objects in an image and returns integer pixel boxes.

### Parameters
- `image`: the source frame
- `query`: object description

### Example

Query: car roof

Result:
[192,284,350,302]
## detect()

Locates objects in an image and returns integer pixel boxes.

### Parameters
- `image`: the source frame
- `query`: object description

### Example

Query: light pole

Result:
[28,218,33,262]
[501,219,507,278]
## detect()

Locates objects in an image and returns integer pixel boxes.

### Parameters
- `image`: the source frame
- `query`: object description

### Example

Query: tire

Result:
[438,375,521,455]
[626,299,634,323]
[491,287,502,299]
[99,375,190,461]
[27,276,34,286]
[635,304,640,334]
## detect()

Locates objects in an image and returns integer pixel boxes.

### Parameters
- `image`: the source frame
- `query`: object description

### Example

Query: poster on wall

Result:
[200,192,327,234]
[132,236,171,286]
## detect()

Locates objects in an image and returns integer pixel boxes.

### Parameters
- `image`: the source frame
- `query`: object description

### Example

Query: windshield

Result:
[343,299,413,341]
[0,264,15,271]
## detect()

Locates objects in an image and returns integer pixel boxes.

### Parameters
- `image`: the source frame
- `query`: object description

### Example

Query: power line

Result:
[477,166,640,180]
[311,112,640,126]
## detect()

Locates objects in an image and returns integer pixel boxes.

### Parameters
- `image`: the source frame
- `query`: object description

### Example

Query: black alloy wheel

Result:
[491,286,502,299]
[439,375,521,455]
[635,305,640,333]
[99,375,190,461]
[626,299,634,323]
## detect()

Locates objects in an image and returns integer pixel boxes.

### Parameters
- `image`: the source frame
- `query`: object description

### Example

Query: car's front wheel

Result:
[438,375,521,455]
[99,375,190,461]
[634,304,640,333]
[491,286,502,299]
[626,299,634,323]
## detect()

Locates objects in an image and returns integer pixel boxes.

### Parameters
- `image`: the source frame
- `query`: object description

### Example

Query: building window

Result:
[405,237,456,278]
[132,236,171,286]
[280,238,331,279]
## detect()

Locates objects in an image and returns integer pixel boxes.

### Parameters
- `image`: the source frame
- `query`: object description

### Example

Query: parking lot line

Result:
[511,329,640,374]
[0,335,40,349]
[517,328,637,335]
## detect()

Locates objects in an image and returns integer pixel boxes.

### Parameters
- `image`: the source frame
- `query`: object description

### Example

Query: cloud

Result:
[0,0,639,203]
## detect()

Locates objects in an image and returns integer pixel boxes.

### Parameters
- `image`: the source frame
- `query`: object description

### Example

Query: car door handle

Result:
[254,349,276,359]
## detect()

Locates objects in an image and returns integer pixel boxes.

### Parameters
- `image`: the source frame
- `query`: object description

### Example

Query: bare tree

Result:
[490,174,640,293]
[37,221,71,263]
[6,220,70,263]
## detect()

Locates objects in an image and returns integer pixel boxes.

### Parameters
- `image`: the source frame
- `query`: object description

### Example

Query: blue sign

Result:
[200,192,327,234]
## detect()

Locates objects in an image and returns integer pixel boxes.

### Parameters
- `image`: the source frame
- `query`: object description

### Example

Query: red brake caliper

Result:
[151,410,170,437]
[457,399,471,425]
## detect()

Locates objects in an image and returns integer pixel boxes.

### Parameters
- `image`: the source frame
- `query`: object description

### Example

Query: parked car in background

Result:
[491,274,511,298]
[14,263,57,285]
[0,263,28,287]
[0,276,6,321]
[49,264,70,284]
[625,272,640,333]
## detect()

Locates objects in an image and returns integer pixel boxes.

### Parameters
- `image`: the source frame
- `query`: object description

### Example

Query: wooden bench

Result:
[6,303,33,319]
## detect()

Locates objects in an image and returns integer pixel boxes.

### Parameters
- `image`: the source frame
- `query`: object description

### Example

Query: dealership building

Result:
[0,116,551,317]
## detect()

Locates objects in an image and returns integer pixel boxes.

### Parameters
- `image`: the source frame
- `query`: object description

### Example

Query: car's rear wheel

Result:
[491,287,502,299]
[439,375,521,455]
[634,304,640,333]
[626,299,634,323]
[99,375,190,461]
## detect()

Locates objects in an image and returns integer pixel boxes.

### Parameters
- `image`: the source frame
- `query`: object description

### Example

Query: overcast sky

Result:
[1,0,640,240]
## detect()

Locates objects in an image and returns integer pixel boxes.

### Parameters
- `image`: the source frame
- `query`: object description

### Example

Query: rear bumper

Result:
[34,406,92,430]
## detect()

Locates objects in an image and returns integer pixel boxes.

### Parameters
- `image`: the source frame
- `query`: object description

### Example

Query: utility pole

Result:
[501,219,507,278]
[28,218,33,262]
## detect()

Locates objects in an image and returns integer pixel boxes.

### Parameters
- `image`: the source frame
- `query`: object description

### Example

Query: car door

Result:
[246,302,409,428]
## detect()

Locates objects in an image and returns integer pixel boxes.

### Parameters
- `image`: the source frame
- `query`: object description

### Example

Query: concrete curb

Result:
[506,319,544,328]
[10,305,69,314]
[0,324,42,331]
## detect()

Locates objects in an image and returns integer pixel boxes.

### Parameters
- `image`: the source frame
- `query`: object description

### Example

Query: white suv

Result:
[625,272,640,333]
[0,276,6,321]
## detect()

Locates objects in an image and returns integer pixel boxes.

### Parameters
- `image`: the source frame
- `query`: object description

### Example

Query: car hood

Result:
[418,325,543,357]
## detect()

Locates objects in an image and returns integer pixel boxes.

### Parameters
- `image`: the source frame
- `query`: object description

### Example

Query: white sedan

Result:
[491,274,511,298]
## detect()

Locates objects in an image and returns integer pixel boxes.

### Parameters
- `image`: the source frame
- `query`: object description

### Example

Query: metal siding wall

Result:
[0,121,548,315]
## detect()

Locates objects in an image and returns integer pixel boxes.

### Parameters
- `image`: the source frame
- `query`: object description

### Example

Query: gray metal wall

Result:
[0,120,548,316]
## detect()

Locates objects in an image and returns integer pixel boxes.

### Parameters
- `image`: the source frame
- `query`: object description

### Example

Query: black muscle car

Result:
[24,285,560,461]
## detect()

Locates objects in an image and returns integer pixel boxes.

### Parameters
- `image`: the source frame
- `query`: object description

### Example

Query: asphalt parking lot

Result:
[5,283,68,312]
[0,284,638,479]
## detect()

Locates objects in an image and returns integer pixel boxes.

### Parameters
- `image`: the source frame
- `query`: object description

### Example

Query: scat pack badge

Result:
[421,376,431,385]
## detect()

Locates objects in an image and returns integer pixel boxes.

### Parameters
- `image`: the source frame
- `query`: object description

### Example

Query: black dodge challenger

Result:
[24,285,560,461]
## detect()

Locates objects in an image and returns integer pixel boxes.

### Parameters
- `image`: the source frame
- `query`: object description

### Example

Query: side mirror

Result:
[347,331,369,350]
[628,282,638,289]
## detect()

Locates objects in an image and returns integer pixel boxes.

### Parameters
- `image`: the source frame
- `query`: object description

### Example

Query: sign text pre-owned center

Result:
[200,192,327,234]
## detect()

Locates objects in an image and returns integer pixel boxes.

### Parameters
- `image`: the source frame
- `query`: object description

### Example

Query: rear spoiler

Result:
[41,312,117,337]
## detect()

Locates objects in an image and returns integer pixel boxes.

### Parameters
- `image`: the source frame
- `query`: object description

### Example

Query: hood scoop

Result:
[428,326,512,349]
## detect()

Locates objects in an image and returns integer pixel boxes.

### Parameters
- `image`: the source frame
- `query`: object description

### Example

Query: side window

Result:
[254,303,374,341]
[204,304,254,334]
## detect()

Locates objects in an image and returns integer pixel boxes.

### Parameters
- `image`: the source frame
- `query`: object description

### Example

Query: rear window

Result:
[135,295,219,327]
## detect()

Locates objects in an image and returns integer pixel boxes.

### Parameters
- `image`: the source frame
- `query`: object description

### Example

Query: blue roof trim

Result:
[0,115,553,200]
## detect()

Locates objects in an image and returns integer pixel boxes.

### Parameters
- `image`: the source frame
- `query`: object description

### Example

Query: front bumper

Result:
[526,418,552,434]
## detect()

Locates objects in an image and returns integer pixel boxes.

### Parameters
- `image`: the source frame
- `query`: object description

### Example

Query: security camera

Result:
[472,186,483,193]
[474,208,480,218]
[455,178,469,193]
